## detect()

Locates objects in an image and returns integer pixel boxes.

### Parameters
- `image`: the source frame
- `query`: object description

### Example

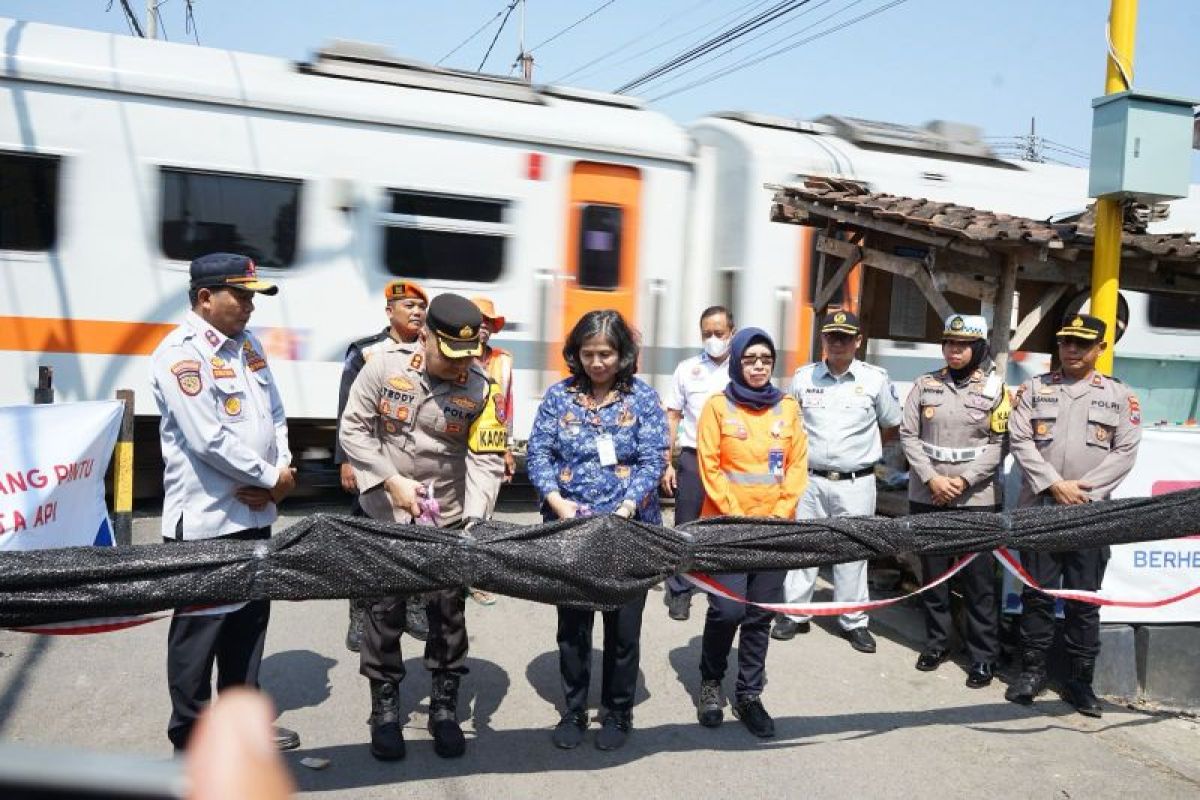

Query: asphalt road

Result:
[1,500,1198,798]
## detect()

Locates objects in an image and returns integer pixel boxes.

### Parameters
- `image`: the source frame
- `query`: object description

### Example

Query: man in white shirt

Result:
[661,306,734,620]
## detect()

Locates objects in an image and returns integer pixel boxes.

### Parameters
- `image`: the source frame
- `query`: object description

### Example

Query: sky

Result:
[1,1,1197,173]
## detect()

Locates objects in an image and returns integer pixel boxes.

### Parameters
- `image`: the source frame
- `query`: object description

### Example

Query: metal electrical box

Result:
[1088,91,1196,202]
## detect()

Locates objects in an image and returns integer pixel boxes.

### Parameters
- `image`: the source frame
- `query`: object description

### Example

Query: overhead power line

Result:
[614,0,814,94]
[438,3,507,66]
[530,0,619,53]
[647,0,909,103]
[478,1,520,72]
[551,0,733,85]
[109,0,146,37]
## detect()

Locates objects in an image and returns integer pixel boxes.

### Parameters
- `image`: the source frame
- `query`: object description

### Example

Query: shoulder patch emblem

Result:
[1128,394,1141,425]
[170,360,203,397]
[204,330,220,348]
[243,340,268,372]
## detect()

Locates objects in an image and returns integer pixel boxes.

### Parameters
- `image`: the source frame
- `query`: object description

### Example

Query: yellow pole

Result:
[1091,0,1138,375]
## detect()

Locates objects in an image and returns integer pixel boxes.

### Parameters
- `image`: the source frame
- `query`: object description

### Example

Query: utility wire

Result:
[551,0,731,84]
[438,3,507,66]
[615,0,813,94]
[109,0,146,37]
[647,0,908,103]
[478,1,519,72]
[530,0,618,53]
[184,0,200,44]
[637,0,850,96]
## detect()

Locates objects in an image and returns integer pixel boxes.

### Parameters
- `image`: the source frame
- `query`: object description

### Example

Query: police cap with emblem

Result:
[427,293,483,358]
[1056,313,1107,342]
[820,310,861,335]
[190,252,278,295]
[941,313,988,341]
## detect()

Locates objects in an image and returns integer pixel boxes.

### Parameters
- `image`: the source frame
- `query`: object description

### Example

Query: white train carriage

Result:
[0,19,697,461]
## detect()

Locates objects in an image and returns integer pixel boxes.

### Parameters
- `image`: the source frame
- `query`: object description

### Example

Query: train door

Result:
[558,162,641,366]
[791,227,863,372]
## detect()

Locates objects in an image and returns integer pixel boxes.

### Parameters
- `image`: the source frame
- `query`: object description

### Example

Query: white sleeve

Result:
[665,361,687,412]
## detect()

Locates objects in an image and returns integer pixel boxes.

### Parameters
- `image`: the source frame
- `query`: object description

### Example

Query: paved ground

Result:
[2,500,1199,798]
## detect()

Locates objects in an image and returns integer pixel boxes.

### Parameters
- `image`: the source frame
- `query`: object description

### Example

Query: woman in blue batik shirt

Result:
[526,309,667,753]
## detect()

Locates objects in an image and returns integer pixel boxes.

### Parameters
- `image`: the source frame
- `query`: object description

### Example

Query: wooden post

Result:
[112,389,136,547]
[991,254,1019,379]
[34,366,54,404]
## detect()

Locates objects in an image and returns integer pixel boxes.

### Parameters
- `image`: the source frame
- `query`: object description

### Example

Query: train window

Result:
[577,204,622,291]
[0,152,59,251]
[381,190,508,282]
[1148,293,1200,330]
[159,169,300,268]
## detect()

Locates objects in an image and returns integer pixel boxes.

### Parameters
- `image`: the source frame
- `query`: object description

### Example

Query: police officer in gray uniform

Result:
[340,293,504,762]
[773,311,902,652]
[336,279,430,652]
[1005,314,1141,717]
[900,313,1010,687]
[149,252,299,752]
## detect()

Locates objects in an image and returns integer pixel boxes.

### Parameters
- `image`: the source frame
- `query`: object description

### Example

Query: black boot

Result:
[368,680,405,761]
[345,599,366,653]
[428,672,466,758]
[1063,658,1104,718]
[1005,649,1048,705]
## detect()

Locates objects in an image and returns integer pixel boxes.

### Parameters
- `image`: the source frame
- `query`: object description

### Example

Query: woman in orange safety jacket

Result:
[693,326,807,740]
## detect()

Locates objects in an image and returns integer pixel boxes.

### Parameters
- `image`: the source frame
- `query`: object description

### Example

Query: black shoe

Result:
[345,599,366,653]
[404,601,429,642]
[770,617,809,641]
[965,662,994,688]
[595,710,632,751]
[551,711,587,749]
[368,681,405,761]
[846,627,877,654]
[915,647,947,672]
[667,592,691,621]
[697,679,724,728]
[428,673,465,758]
[1064,658,1103,718]
[731,696,775,738]
[273,726,301,751]
[1005,650,1048,705]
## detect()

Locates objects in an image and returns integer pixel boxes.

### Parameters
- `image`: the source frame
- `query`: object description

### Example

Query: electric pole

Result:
[146,0,157,39]
[517,0,534,82]
[1091,0,1137,375]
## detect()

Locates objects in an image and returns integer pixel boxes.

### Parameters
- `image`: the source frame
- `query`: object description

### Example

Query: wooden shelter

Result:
[770,177,1200,374]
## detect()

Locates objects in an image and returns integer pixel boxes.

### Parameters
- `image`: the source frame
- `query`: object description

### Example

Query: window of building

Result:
[381,190,509,283]
[0,152,59,251]
[160,168,301,268]
[1148,293,1200,330]
[577,204,623,290]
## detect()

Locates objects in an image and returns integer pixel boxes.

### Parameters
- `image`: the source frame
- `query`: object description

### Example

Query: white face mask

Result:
[703,334,730,359]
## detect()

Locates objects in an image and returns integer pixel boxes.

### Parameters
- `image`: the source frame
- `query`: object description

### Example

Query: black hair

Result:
[700,305,734,328]
[562,309,640,393]
[188,287,201,307]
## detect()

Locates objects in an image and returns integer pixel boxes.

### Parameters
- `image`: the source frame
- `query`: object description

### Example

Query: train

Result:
[1,18,1197,492]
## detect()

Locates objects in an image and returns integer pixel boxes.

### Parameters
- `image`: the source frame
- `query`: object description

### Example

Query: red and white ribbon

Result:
[9,603,248,636]
[682,553,981,616]
[992,547,1200,609]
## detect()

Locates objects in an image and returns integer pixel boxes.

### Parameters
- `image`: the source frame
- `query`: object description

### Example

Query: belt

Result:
[921,442,988,463]
[809,466,873,481]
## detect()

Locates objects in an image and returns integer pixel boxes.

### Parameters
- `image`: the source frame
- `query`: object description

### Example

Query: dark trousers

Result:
[166,526,272,750]
[359,588,467,682]
[699,570,784,701]
[910,501,1000,664]
[667,447,704,596]
[556,593,648,714]
[1018,547,1109,660]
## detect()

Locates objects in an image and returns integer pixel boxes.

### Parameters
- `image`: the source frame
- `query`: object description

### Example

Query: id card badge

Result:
[768,448,785,479]
[596,433,618,466]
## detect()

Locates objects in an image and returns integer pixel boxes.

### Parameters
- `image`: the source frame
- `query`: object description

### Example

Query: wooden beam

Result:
[934,271,998,302]
[1009,284,1068,351]
[787,201,993,259]
[990,254,1019,378]
[817,235,957,319]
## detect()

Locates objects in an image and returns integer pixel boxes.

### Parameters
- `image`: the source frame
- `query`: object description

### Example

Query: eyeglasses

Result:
[740,355,775,367]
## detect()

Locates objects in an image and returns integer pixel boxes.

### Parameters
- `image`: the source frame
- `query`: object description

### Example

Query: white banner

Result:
[0,401,122,552]
[1101,427,1200,623]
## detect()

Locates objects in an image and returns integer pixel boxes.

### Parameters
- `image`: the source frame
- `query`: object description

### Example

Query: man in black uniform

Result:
[336,279,429,650]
